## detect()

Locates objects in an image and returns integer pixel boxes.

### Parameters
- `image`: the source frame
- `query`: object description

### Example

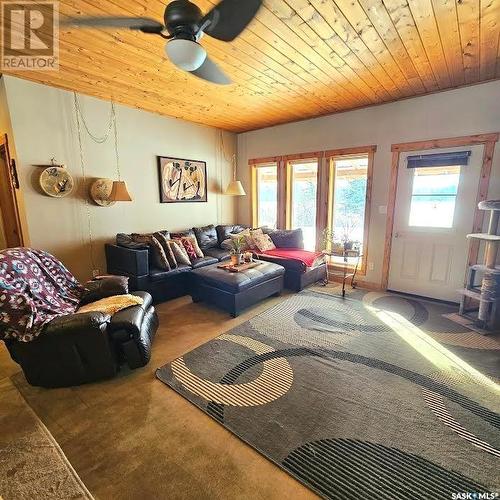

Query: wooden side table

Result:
[323,250,362,297]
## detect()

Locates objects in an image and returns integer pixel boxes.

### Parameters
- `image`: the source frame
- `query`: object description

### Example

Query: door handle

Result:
[394,231,402,238]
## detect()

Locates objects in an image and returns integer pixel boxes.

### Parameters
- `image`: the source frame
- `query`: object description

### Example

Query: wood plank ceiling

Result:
[2,0,500,132]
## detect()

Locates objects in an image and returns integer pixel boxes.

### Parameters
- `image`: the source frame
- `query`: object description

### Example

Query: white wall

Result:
[3,76,237,281]
[237,81,500,286]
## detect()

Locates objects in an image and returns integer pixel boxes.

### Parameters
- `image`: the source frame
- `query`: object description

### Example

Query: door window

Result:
[408,166,460,228]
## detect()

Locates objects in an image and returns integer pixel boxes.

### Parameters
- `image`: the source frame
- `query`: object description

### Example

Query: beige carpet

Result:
[0,378,93,500]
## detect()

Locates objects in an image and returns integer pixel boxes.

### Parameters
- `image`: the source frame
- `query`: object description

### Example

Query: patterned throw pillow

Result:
[154,232,177,269]
[181,236,204,258]
[252,233,276,252]
[246,228,263,250]
[177,238,197,262]
[168,240,191,266]
[131,233,170,271]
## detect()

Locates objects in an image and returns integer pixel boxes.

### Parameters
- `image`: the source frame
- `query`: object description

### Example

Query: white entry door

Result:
[388,145,483,302]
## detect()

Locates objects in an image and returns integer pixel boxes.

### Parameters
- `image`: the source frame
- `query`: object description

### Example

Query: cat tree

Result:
[458,200,500,334]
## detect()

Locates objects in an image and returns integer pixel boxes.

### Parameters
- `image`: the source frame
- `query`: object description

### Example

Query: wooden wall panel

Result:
[2,0,499,131]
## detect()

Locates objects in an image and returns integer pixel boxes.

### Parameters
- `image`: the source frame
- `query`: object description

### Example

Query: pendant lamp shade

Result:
[224,180,246,196]
[109,181,132,202]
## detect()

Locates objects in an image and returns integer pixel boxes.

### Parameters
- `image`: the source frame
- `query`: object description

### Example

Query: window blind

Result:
[407,150,471,169]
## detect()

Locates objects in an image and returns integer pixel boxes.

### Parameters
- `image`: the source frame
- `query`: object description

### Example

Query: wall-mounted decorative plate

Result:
[90,178,115,206]
[39,166,74,198]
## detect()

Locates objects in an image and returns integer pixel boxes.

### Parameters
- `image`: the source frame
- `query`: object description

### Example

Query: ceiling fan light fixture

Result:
[165,39,207,71]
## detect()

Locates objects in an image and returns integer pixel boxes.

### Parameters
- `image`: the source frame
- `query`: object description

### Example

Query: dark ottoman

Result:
[190,260,285,317]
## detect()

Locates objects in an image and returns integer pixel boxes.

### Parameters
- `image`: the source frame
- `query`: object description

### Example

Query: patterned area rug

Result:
[0,378,93,499]
[156,288,500,499]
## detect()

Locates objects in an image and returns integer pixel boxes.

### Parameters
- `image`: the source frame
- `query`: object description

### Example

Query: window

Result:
[329,155,370,267]
[253,164,278,229]
[288,160,318,250]
[408,166,460,228]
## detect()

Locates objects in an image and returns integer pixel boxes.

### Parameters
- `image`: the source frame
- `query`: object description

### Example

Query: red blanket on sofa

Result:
[259,248,324,268]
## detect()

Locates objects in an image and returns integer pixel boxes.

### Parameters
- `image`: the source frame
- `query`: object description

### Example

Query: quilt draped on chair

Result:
[0,248,84,342]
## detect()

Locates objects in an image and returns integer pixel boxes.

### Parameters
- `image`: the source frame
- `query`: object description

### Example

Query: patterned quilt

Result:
[0,248,83,342]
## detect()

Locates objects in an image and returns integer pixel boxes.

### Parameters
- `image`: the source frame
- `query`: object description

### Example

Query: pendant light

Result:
[224,153,246,196]
[109,102,132,202]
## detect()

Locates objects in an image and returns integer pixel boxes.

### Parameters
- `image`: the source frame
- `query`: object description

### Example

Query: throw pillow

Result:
[253,233,276,252]
[131,233,170,271]
[246,228,263,250]
[168,240,191,266]
[177,238,197,262]
[154,231,177,269]
[268,228,304,249]
[182,236,204,258]
[220,238,233,251]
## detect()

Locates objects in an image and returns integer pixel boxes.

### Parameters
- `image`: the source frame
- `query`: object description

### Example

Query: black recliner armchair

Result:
[4,286,159,389]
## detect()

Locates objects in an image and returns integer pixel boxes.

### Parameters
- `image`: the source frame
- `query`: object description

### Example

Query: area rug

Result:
[156,288,500,499]
[0,378,94,499]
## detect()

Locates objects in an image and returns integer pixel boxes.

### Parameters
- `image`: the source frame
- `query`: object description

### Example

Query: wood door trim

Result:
[382,132,499,290]
[0,133,26,247]
[391,133,499,152]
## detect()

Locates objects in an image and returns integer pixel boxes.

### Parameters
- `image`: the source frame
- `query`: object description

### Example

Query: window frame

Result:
[249,145,376,276]
[323,146,376,276]
[250,161,279,229]
[285,156,321,250]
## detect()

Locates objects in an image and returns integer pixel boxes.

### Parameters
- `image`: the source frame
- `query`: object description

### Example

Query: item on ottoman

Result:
[191,261,284,317]
[1,248,158,388]
[77,294,144,315]
[252,232,276,252]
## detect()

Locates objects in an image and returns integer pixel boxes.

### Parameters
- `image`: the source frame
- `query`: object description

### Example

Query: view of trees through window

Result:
[290,161,318,250]
[256,164,278,229]
[408,166,460,228]
[331,156,368,248]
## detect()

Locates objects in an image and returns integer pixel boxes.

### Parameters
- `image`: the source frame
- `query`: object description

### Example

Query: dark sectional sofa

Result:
[105,224,327,303]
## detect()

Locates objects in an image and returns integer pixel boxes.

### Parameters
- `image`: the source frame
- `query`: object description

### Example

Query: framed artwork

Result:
[157,156,207,203]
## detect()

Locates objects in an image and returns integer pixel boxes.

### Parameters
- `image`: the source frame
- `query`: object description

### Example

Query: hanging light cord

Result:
[219,129,236,179]
[73,94,115,144]
[73,92,97,271]
[112,103,121,181]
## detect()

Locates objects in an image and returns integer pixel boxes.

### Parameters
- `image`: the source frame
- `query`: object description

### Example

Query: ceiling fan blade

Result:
[200,0,262,42]
[189,56,231,85]
[62,16,164,33]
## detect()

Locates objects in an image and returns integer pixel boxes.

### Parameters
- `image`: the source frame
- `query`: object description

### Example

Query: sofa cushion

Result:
[193,224,218,250]
[131,233,171,271]
[191,256,218,269]
[116,233,149,250]
[191,261,285,293]
[168,240,191,266]
[170,229,196,240]
[268,228,304,249]
[203,247,231,262]
[216,224,249,245]
[149,264,191,282]
[252,233,276,252]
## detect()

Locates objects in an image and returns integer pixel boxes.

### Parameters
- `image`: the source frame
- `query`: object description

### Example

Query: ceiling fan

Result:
[63,0,262,85]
